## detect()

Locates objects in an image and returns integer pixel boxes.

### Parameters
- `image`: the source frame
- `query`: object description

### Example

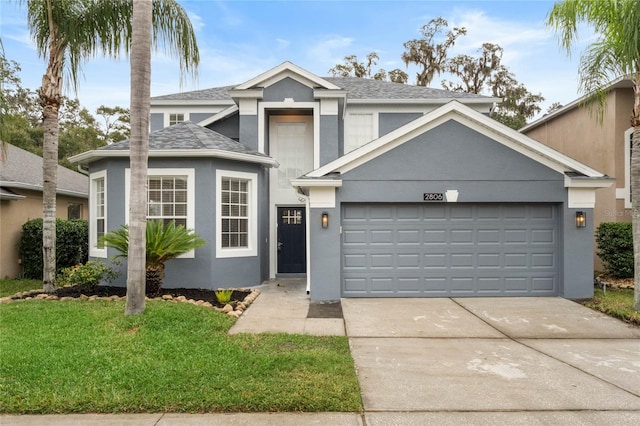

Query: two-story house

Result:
[71,62,612,300]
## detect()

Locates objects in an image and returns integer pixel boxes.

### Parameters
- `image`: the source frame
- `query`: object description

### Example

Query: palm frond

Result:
[20,0,199,93]
[99,221,206,269]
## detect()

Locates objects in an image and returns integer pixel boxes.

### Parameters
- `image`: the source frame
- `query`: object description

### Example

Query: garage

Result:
[341,203,559,297]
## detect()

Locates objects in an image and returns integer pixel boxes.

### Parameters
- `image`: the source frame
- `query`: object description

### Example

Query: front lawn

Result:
[0,279,41,297]
[0,300,362,414]
[582,287,640,326]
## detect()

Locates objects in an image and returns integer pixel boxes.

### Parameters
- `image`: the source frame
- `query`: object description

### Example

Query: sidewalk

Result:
[228,278,344,336]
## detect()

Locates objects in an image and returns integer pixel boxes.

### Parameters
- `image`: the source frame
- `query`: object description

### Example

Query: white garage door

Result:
[341,203,559,297]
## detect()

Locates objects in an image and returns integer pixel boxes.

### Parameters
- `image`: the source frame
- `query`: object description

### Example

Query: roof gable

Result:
[234,61,341,91]
[306,101,609,184]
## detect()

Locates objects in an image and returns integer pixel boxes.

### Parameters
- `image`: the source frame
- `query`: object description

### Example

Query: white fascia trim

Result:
[69,149,278,167]
[235,61,341,90]
[313,89,348,99]
[564,175,615,188]
[290,179,342,188]
[215,169,258,258]
[346,97,501,105]
[150,99,234,106]
[0,181,88,198]
[0,193,26,200]
[198,105,239,127]
[307,101,607,179]
[260,71,320,90]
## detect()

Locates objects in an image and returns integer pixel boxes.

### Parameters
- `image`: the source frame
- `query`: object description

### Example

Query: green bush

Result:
[58,260,120,289]
[595,222,633,278]
[18,219,89,279]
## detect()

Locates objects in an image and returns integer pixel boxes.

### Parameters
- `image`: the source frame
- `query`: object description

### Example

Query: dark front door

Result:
[277,207,306,273]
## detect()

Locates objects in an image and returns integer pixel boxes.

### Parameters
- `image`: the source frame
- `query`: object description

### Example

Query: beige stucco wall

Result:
[0,189,87,279]
[523,88,634,270]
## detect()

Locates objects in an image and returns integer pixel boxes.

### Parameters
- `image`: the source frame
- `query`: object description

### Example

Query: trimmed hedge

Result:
[595,222,633,278]
[18,219,89,279]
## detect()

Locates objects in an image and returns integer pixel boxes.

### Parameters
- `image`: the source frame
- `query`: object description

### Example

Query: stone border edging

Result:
[0,288,261,318]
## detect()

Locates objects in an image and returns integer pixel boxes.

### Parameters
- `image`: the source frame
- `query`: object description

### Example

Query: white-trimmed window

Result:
[216,170,257,258]
[169,113,185,126]
[345,113,377,154]
[147,176,188,226]
[125,168,196,256]
[89,170,107,258]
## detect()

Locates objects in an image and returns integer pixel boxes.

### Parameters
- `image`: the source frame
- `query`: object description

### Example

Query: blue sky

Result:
[1,0,595,120]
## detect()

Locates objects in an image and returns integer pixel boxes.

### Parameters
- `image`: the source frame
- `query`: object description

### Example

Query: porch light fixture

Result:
[321,212,329,229]
[576,211,586,228]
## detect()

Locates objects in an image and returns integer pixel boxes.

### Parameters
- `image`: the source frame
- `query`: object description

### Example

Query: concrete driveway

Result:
[342,297,640,424]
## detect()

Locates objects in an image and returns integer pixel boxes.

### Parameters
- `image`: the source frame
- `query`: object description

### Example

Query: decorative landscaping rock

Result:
[1,286,262,319]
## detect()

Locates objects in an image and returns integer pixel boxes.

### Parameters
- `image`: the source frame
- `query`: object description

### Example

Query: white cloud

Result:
[306,35,355,65]
[447,9,551,59]
[276,38,291,50]
[186,11,205,32]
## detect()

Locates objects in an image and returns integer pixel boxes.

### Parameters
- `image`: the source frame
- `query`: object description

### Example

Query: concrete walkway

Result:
[3,279,640,425]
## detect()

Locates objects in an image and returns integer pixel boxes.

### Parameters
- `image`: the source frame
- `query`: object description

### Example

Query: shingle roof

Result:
[101,121,270,158]
[150,77,493,102]
[323,77,487,100]
[0,144,88,197]
[151,85,235,101]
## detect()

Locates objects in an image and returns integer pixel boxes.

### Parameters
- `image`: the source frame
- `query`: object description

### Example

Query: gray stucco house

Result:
[71,62,612,300]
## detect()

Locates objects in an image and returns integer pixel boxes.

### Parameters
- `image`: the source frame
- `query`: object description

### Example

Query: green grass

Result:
[0,279,41,297]
[582,287,640,326]
[0,301,362,414]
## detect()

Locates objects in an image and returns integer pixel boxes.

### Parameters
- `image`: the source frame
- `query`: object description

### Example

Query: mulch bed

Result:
[8,285,251,309]
[595,275,635,290]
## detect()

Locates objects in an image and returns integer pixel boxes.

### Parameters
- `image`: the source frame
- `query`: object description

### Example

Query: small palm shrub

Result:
[215,289,234,305]
[100,220,206,295]
[58,260,120,289]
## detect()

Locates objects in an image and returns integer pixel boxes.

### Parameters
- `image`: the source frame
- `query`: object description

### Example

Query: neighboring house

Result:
[521,76,634,270]
[0,143,89,278]
[71,62,612,300]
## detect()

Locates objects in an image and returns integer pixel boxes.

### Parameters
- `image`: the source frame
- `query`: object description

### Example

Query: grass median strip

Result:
[582,287,640,326]
[0,300,362,414]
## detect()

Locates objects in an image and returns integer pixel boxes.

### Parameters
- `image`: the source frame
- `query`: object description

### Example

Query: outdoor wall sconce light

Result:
[576,211,586,228]
[321,212,329,228]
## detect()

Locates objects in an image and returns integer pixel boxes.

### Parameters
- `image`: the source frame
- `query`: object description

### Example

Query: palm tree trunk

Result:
[125,0,152,315]
[40,14,64,294]
[632,80,640,311]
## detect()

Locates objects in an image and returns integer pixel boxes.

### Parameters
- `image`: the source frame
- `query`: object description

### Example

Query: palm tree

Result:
[548,0,640,310]
[21,0,199,294]
[127,0,152,314]
[100,220,206,295]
